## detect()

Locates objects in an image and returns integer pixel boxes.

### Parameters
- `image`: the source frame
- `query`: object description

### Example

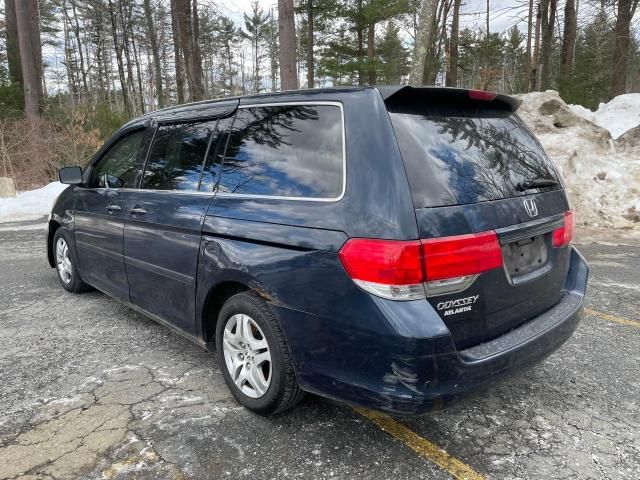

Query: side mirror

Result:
[58,166,83,185]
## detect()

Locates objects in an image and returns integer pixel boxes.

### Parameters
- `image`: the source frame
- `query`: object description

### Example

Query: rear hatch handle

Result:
[496,214,564,245]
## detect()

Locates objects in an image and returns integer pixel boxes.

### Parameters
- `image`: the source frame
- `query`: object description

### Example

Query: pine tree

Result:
[568,11,614,108]
[241,2,271,93]
[214,16,240,95]
[377,23,409,84]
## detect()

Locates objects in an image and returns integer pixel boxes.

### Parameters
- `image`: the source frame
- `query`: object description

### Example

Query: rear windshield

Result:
[388,104,561,208]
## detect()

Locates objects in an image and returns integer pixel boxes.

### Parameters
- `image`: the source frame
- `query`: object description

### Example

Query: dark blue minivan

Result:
[48,86,588,415]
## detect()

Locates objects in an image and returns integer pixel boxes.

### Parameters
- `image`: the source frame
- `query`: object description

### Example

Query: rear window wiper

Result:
[516,178,559,192]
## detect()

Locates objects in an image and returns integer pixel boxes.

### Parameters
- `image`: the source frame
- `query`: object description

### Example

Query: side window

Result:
[218,105,344,198]
[142,121,217,191]
[199,116,234,192]
[90,129,146,188]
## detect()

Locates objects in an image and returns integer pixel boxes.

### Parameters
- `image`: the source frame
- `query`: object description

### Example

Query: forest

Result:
[0,0,638,188]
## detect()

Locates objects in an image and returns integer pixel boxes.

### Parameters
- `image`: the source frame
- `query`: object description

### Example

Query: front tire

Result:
[216,291,304,415]
[53,228,90,293]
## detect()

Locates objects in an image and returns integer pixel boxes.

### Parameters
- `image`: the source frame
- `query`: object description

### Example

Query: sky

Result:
[216,0,535,35]
[215,0,618,36]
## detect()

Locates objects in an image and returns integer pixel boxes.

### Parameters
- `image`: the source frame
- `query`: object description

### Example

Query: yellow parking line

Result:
[354,309,637,479]
[354,407,484,480]
[584,308,640,329]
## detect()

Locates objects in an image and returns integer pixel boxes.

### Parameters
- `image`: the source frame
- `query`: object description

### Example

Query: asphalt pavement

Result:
[0,221,638,480]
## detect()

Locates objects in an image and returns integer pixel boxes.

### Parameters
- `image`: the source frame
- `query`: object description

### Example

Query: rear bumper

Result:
[274,247,588,415]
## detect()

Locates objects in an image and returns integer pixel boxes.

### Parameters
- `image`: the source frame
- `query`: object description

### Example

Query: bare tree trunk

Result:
[356,27,364,86]
[254,33,259,91]
[4,0,22,85]
[83,15,92,94]
[429,0,451,85]
[307,0,314,88]
[143,0,165,108]
[269,7,278,91]
[559,0,576,97]
[170,0,185,103]
[225,40,234,94]
[446,0,461,87]
[118,1,137,113]
[610,0,638,98]
[367,23,376,85]
[409,0,438,84]
[240,49,246,94]
[486,0,490,38]
[530,2,542,91]
[278,0,299,90]
[525,0,533,91]
[131,28,145,113]
[356,0,364,86]
[540,0,556,90]
[191,0,205,100]
[107,0,132,116]
[63,15,77,104]
[176,0,194,100]
[95,20,106,100]
[69,0,88,93]
[15,0,43,119]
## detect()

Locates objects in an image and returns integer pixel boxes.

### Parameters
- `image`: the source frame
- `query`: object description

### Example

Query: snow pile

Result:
[0,182,68,223]
[518,90,640,232]
[569,94,640,139]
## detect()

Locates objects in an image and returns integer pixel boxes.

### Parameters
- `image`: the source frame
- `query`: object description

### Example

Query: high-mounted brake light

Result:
[468,89,497,101]
[552,211,574,247]
[338,232,503,300]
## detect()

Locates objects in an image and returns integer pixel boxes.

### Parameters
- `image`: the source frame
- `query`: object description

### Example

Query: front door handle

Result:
[106,204,121,213]
[130,207,148,215]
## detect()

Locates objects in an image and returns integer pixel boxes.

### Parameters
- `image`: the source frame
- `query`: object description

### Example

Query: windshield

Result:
[389,105,561,208]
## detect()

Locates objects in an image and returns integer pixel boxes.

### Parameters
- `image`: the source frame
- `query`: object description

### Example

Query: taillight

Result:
[338,239,425,300]
[338,232,503,300]
[552,211,574,247]
[421,232,503,280]
[468,89,497,101]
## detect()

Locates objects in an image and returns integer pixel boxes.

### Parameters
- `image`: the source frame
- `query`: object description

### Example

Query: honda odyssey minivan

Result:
[48,86,588,415]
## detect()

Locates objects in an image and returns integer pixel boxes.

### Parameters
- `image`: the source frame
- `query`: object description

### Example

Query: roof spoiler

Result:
[376,85,522,112]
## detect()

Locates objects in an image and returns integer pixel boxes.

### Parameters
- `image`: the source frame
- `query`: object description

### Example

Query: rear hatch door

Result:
[385,87,573,349]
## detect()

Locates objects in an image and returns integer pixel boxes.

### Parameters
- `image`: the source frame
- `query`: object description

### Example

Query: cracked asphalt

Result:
[1,221,639,480]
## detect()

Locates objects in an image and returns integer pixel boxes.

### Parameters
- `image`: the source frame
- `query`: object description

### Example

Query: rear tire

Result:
[53,228,91,293]
[215,291,305,415]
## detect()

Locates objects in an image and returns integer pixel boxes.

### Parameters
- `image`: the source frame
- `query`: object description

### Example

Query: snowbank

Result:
[569,93,640,139]
[518,91,640,232]
[0,182,68,223]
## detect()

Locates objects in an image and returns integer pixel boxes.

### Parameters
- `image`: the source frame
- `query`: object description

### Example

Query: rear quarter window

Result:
[218,104,344,198]
[388,105,561,208]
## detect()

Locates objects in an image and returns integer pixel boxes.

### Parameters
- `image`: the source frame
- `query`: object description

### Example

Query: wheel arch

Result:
[201,281,251,343]
[47,220,61,267]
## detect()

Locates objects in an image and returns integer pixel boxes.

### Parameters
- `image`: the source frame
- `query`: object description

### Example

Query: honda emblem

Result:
[523,198,538,217]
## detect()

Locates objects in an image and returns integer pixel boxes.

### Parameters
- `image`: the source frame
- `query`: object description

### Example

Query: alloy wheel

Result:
[55,237,73,284]
[222,313,272,398]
